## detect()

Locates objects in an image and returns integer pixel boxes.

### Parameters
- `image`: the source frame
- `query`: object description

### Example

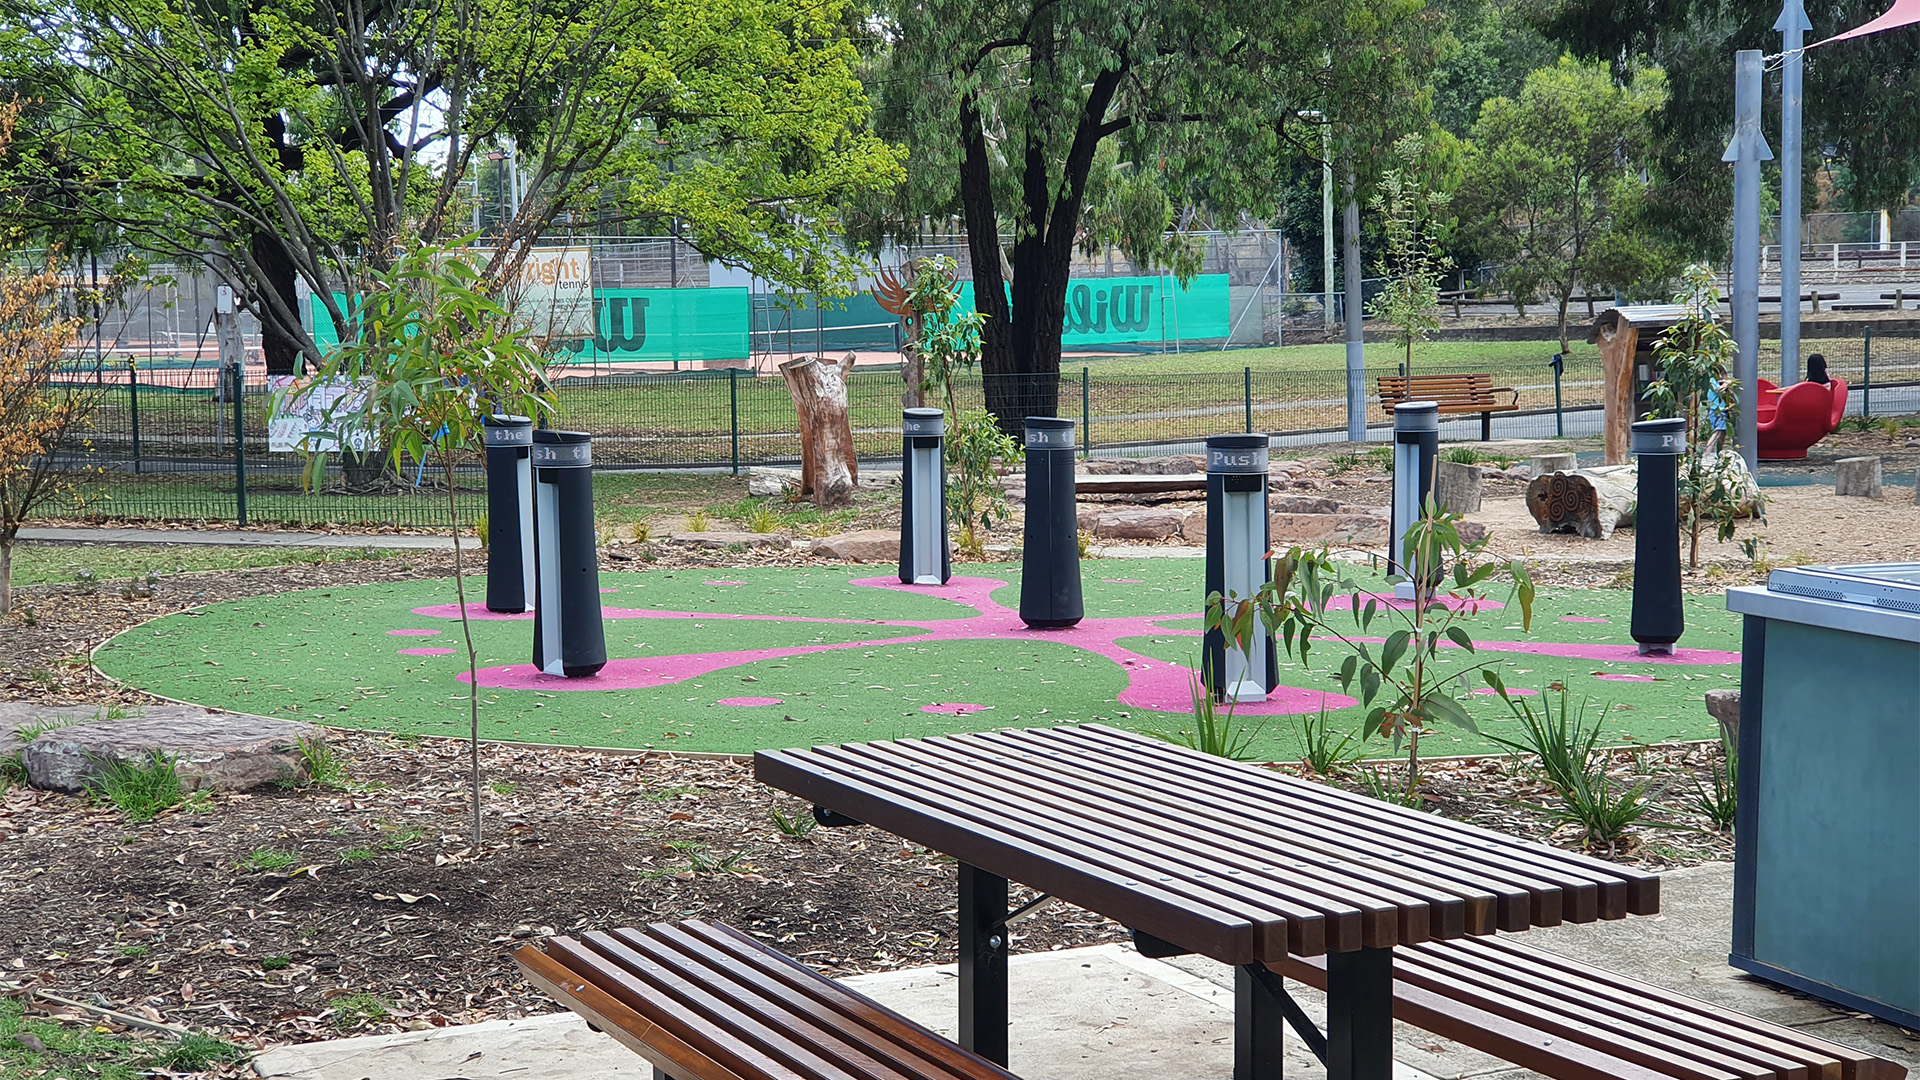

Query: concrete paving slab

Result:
[249,944,1439,1080]
[251,1012,645,1079]
[18,526,462,549]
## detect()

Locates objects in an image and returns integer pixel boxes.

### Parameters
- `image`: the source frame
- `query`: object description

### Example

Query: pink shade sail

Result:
[1809,0,1920,48]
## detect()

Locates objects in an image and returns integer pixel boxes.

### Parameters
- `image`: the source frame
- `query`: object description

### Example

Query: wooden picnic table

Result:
[755,723,1661,1080]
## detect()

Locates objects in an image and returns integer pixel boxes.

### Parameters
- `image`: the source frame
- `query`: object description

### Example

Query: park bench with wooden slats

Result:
[516,919,1023,1080]
[1377,373,1520,440]
[1277,934,1907,1080]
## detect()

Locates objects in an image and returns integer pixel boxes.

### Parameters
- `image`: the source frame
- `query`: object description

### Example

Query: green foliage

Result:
[663,840,753,874]
[685,509,711,532]
[283,736,347,791]
[1210,510,1534,801]
[1689,732,1738,833]
[1356,763,1427,808]
[768,807,818,840]
[870,0,1449,407]
[744,504,782,534]
[337,847,377,864]
[1458,58,1675,351]
[329,993,392,1032]
[902,256,986,412]
[315,239,554,849]
[1139,665,1264,761]
[946,408,1021,556]
[6,0,901,367]
[1295,706,1364,776]
[1485,685,1656,845]
[86,752,183,822]
[238,848,299,873]
[1366,133,1458,378]
[155,1034,250,1071]
[1646,265,1762,568]
[1484,686,1607,796]
[260,954,294,972]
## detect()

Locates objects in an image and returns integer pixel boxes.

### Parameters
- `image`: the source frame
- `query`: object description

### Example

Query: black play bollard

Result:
[1630,417,1687,655]
[531,429,607,678]
[1204,434,1277,703]
[899,408,950,585]
[1019,416,1082,629]
[1389,401,1440,596]
[483,414,535,613]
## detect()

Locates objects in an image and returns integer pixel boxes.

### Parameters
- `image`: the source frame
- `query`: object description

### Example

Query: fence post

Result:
[127,357,142,475]
[1244,367,1253,433]
[729,367,741,474]
[231,363,248,526]
[1863,325,1872,418]
[1081,367,1091,458]
[1550,353,1566,438]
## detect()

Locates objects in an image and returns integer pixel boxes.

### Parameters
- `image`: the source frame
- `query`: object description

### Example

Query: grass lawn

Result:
[7,542,401,589]
[95,559,1740,761]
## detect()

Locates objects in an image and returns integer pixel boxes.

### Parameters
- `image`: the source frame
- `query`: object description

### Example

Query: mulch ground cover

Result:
[0,544,1737,1062]
[0,729,1733,1053]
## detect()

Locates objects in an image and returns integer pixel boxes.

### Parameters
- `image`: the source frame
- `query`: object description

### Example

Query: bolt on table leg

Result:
[958,863,1009,1066]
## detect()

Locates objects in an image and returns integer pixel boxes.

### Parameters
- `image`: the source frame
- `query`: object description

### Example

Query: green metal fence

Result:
[43,328,1920,528]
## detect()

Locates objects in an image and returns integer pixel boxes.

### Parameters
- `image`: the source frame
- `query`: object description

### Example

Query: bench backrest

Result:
[1378,374,1501,405]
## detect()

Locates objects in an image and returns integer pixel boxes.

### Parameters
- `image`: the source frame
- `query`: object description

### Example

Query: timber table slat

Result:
[754,724,1659,966]
[1043,724,1658,918]
[753,746,1264,963]
[831,739,1404,949]
[976,727,1555,931]
[798,741,1326,955]
[873,734,1474,944]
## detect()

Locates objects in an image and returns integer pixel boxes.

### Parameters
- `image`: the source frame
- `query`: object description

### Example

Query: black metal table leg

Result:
[1234,964,1287,1079]
[1325,946,1394,1080]
[958,862,1009,1066]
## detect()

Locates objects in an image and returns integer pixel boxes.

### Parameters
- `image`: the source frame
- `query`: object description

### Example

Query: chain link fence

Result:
[41,328,1920,528]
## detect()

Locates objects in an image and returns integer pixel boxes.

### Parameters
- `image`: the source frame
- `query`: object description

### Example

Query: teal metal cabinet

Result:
[1726,575,1920,1031]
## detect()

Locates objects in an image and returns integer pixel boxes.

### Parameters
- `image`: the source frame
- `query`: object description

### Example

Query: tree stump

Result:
[1525,463,1638,539]
[1434,459,1482,514]
[1527,452,1578,478]
[779,354,860,509]
[1835,456,1882,498]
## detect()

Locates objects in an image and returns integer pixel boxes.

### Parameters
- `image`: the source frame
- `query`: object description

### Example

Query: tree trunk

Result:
[955,45,1123,440]
[780,355,858,508]
[1556,293,1571,356]
[252,230,303,376]
[0,536,11,616]
[1525,463,1638,539]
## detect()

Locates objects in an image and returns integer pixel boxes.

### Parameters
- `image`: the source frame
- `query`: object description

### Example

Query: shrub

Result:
[87,752,184,822]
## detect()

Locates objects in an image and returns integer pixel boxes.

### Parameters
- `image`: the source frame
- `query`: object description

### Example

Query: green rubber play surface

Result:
[94,560,1742,758]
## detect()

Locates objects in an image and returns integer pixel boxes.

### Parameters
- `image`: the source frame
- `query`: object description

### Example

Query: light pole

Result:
[1776,0,1811,385]
[1725,50,1771,475]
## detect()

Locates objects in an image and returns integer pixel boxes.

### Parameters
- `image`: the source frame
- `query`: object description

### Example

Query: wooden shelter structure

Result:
[1587,305,1687,463]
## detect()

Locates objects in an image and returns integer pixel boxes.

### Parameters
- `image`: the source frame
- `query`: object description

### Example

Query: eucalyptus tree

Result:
[3,0,903,372]
[873,0,1448,430]
[1539,0,1920,253]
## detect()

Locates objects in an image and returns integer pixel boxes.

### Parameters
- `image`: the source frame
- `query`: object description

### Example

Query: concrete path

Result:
[250,944,1438,1080]
[18,526,463,550]
[249,862,1920,1080]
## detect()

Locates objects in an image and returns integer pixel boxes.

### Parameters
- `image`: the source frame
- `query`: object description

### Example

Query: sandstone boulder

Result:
[810,529,908,562]
[1270,512,1389,546]
[23,708,320,793]
[1080,508,1187,540]
[1705,688,1741,747]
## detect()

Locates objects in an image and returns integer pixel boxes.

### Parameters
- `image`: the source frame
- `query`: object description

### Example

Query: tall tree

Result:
[875,0,1447,431]
[1537,0,1920,253]
[4,0,903,373]
[1457,57,1675,352]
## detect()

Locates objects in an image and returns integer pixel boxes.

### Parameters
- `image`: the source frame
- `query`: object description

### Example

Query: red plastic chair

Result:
[1827,378,1849,430]
[1757,380,1836,459]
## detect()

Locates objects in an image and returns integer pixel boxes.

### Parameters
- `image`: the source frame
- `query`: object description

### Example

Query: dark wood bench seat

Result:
[516,919,1020,1080]
[1277,934,1906,1080]
[1377,373,1520,440]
